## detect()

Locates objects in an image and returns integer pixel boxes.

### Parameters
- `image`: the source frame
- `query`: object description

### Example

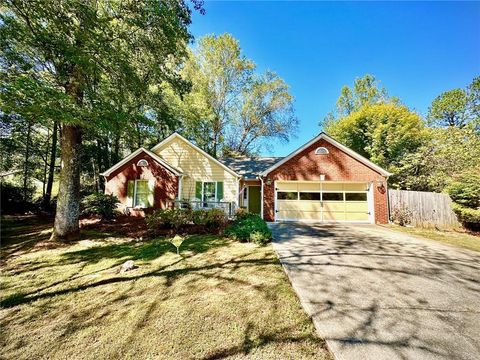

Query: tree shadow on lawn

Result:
[0,235,237,309]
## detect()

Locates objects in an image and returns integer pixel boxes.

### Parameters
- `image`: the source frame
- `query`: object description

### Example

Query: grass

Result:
[0,216,331,360]
[385,224,480,252]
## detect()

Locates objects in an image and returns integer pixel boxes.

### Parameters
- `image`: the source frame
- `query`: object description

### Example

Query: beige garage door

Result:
[276,182,370,222]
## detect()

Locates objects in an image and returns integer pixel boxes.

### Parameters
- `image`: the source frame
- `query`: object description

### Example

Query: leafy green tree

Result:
[468,76,480,129]
[1,0,201,240]
[322,74,396,127]
[227,71,297,155]
[428,77,480,129]
[427,88,469,127]
[324,103,425,173]
[395,126,480,192]
[176,34,297,157]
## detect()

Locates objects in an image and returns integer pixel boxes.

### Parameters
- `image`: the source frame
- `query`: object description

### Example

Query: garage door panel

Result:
[278,201,322,212]
[323,202,345,212]
[323,211,345,221]
[345,212,369,221]
[276,182,370,223]
[277,200,299,210]
[296,202,322,211]
[277,210,303,220]
[345,202,368,212]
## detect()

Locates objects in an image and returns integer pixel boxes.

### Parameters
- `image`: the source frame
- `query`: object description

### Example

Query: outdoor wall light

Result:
[265,178,273,186]
[319,174,325,181]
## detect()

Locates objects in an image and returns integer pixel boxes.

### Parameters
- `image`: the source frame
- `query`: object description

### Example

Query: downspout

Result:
[177,175,183,202]
[385,175,391,224]
[259,176,264,220]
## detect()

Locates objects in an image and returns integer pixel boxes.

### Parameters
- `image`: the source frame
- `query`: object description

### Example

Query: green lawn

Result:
[385,224,480,252]
[0,216,331,360]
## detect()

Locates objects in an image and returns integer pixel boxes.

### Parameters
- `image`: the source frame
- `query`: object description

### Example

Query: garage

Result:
[275,181,372,223]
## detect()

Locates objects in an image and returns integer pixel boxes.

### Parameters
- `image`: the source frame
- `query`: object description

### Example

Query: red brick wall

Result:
[262,138,389,224]
[105,151,178,214]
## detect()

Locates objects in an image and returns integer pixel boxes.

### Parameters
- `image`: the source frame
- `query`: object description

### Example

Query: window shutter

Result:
[147,179,155,207]
[216,181,224,201]
[195,181,202,200]
[127,180,135,207]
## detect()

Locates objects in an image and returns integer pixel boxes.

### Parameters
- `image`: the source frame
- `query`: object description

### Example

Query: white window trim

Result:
[200,181,218,205]
[133,179,150,208]
[137,159,149,167]
[315,147,329,155]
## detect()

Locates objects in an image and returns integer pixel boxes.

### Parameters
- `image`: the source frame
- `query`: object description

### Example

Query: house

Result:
[101,132,391,223]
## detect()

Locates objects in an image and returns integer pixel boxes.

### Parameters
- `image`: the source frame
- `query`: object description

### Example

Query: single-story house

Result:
[101,132,391,224]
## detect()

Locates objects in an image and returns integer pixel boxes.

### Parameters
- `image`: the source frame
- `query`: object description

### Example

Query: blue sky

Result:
[190,1,480,156]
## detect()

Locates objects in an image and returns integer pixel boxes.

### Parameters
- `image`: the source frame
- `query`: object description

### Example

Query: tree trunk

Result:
[44,120,58,206]
[23,120,32,201]
[42,127,50,197]
[51,124,82,241]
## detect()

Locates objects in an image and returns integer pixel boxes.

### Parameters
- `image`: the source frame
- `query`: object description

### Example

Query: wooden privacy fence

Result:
[388,189,460,228]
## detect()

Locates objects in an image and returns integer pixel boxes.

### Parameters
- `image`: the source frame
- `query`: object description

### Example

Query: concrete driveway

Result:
[270,223,480,360]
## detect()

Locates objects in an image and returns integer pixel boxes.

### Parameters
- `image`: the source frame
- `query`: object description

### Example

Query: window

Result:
[345,193,367,201]
[300,192,320,201]
[135,180,150,207]
[127,180,154,208]
[277,192,298,200]
[203,182,216,203]
[137,159,148,167]
[195,181,224,206]
[315,147,329,155]
[322,192,344,201]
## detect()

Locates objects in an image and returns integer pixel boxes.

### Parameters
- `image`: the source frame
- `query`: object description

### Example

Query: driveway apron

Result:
[270,223,480,360]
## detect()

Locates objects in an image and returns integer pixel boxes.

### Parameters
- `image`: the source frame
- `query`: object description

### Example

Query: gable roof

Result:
[222,156,284,180]
[260,132,392,177]
[100,147,183,177]
[150,132,241,178]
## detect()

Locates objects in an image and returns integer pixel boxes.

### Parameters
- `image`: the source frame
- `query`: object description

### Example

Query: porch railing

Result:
[170,200,237,217]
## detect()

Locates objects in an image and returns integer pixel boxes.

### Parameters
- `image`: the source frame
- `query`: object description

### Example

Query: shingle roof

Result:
[222,156,283,179]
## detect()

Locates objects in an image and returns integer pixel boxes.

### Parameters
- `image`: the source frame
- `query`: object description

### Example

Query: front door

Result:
[248,186,261,215]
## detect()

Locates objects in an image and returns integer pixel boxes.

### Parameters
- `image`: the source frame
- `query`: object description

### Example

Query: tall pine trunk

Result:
[23,120,32,201]
[51,124,82,241]
[44,120,58,207]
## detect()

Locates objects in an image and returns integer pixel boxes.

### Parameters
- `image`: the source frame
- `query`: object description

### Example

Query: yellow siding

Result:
[153,136,238,202]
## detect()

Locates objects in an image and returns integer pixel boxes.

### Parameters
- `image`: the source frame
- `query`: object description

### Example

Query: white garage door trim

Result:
[274,180,375,224]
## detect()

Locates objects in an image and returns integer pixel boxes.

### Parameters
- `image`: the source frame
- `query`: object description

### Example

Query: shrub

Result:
[446,168,480,209]
[205,208,228,231]
[146,208,192,234]
[81,193,119,220]
[451,203,480,231]
[235,207,249,219]
[192,209,209,226]
[391,204,412,226]
[226,213,272,245]
[0,182,36,214]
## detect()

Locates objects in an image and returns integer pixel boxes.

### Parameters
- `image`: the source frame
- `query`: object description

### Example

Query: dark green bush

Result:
[226,213,272,245]
[81,193,119,220]
[446,168,480,230]
[451,203,480,231]
[146,208,192,233]
[0,182,36,214]
[446,169,480,208]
